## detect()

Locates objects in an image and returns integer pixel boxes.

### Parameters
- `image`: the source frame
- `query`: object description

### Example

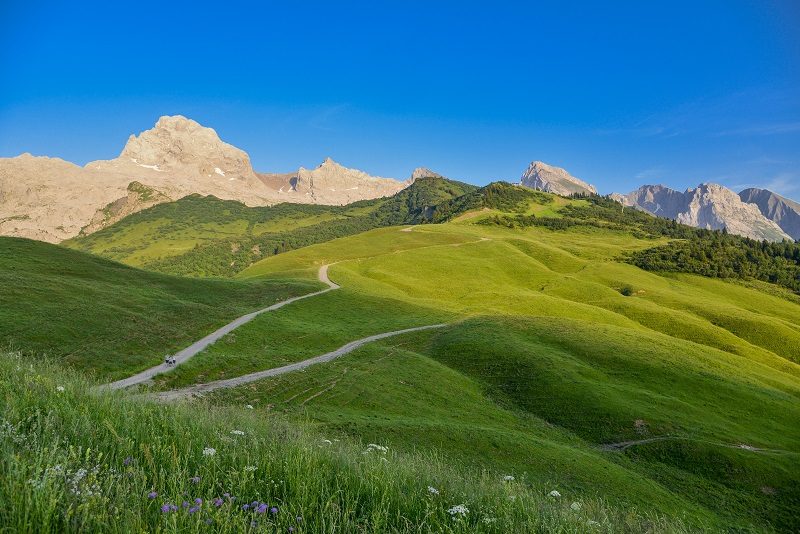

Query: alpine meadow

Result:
[2,2,800,532]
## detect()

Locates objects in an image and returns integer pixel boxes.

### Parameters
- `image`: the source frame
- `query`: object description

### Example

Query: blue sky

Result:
[1,0,798,198]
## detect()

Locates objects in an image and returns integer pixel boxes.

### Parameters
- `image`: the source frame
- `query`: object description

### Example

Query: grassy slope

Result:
[62,178,478,276]
[0,237,318,380]
[0,351,692,533]
[215,213,800,531]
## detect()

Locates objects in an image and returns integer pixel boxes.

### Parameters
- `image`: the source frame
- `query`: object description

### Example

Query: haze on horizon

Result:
[1,0,798,198]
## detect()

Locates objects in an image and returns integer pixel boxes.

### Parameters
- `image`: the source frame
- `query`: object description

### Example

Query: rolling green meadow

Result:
[2,183,799,531]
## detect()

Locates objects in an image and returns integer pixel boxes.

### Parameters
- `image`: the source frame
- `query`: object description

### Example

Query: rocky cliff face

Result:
[0,116,415,242]
[615,183,792,241]
[519,161,597,196]
[410,167,443,181]
[739,188,800,241]
[292,158,409,204]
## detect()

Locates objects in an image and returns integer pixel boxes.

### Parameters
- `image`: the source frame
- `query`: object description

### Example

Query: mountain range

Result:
[1,114,797,243]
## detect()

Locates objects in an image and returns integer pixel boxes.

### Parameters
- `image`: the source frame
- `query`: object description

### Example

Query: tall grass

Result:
[0,351,694,533]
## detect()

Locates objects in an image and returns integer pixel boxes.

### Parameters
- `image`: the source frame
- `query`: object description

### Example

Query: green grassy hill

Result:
[0,237,317,379]
[0,351,690,533]
[63,177,477,277]
[201,203,798,531]
[4,185,800,531]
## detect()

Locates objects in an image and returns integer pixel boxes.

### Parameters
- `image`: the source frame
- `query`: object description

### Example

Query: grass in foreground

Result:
[0,351,692,533]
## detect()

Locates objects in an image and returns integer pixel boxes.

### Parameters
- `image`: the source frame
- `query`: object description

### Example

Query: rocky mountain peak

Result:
[520,160,597,196]
[410,167,443,181]
[615,183,791,241]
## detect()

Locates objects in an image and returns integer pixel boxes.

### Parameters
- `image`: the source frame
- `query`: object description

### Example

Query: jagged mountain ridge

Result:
[519,160,597,196]
[0,116,414,242]
[614,183,792,242]
[739,188,800,241]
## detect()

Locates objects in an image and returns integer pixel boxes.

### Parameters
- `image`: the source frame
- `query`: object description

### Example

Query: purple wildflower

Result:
[147,491,158,499]
[123,456,132,466]
[182,501,189,508]
[257,503,268,514]
[223,492,231,499]
[251,501,259,509]
[194,498,203,505]
[190,476,201,484]
[270,506,278,515]
[160,504,171,513]
[188,506,199,514]
[170,505,178,512]
[242,504,250,511]
[213,497,223,507]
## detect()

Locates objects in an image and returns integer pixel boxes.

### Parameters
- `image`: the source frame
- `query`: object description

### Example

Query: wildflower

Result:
[246,404,254,409]
[244,465,257,472]
[571,501,582,512]
[182,501,189,508]
[548,490,561,498]
[161,504,171,513]
[427,486,440,495]
[231,430,245,436]
[202,447,216,457]
[148,491,158,499]
[213,497,223,507]
[190,476,201,484]
[242,504,250,511]
[223,492,231,499]
[188,506,199,514]
[365,443,388,454]
[257,503,268,514]
[123,456,132,466]
[194,498,203,505]
[503,475,515,481]
[270,506,278,515]
[447,504,469,519]
[483,517,497,525]
[56,386,65,392]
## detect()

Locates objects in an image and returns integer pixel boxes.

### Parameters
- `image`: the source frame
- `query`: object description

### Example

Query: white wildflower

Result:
[548,490,561,498]
[427,486,440,495]
[503,475,515,481]
[482,517,497,525]
[245,404,254,410]
[365,443,388,454]
[56,386,65,392]
[244,465,257,472]
[230,430,245,436]
[202,447,216,457]
[571,501,582,511]
[447,504,469,519]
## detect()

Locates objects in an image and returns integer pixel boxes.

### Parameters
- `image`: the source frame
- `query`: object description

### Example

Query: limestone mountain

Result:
[0,116,413,243]
[292,158,409,204]
[739,188,800,241]
[410,167,444,181]
[519,161,597,196]
[615,183,791,241]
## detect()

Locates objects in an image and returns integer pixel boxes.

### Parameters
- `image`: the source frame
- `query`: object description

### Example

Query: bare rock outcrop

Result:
[0,116,414,242]
[739,188,800,241]
[520,161,597,196]
[615,183,792,242]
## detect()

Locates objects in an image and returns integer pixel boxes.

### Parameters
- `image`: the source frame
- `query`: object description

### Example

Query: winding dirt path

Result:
[103,265,340,390]
[600,436,795,455]
[152,323,447,401]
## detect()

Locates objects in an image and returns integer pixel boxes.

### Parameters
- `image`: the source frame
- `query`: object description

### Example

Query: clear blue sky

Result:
[1,0,798,198]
